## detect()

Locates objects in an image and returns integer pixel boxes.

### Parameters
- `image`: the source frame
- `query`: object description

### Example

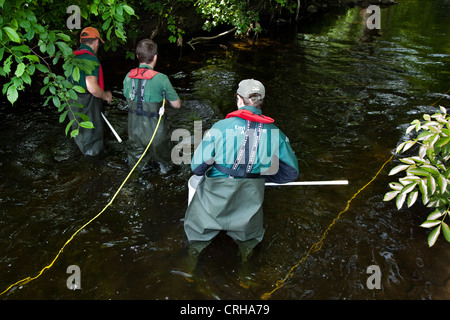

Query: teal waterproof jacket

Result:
[184,106,299,243]
[191,106,299,182]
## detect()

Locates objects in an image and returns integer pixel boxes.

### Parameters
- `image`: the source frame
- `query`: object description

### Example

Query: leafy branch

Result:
[384,106,450,247]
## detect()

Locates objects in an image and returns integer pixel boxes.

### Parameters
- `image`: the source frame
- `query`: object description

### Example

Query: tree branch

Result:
[186,27,237,50]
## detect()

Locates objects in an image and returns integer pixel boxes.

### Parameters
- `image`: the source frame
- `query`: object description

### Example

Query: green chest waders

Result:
[127,77,174,169]
[184,120,266,243]
[68,93,104,156]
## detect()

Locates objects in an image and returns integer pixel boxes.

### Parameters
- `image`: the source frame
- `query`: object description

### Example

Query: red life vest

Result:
[226,109,274,124]
[73,49,104,90]
[128,67,159,80]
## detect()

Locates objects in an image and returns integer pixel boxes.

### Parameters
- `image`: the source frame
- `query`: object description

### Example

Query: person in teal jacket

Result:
[123,39,181,172]
[184,79,299,269]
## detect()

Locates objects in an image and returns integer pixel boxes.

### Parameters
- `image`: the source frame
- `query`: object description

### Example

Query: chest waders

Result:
[68,93,104,156]
[126,68,174,169]
[68,50,105,156]
[184,120,266,244]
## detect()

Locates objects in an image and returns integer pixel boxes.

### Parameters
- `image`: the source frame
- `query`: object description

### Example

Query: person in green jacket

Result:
[123,39,181,172]
[184,79,299,270]
[68,27,112,156]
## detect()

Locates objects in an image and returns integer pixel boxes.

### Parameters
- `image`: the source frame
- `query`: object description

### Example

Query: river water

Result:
[1,0,449,300]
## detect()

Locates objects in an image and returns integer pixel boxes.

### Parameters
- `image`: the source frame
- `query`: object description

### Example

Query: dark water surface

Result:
[1,0,449,299]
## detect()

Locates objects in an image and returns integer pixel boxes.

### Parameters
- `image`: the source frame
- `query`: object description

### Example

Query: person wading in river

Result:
[184,79,299,275]
[123,39,181,173]
[68,27,112,156]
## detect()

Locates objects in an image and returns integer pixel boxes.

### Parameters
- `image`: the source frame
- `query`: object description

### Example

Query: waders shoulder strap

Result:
[214,120,264,178]
[129,78,160,118]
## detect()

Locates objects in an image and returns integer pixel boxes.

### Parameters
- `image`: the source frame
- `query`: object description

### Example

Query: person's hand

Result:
[104,90,112,104]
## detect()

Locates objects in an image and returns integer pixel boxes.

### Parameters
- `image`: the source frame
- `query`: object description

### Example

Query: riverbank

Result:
[136,0,398,47]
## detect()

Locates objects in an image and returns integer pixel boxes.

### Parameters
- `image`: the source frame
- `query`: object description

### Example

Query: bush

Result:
[384,106,450,247]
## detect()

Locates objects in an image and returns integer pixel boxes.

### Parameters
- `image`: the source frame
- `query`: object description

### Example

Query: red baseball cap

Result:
[80,27,104,43]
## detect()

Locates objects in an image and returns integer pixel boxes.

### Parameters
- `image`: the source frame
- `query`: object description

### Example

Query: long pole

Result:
[265,180,349,186]
[101,112,122,143]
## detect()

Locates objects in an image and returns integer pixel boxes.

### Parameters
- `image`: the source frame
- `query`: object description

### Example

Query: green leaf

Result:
[57,33,71,42]
[114,28,125,40]
[396,192,407,210]
[102,18,112,31]
[389,182,403,191]
[422,165,440,176]
[24,54,39,62]
[400,157,416,165]
[14,63,25,77]
[3,55,12,74]
[70,129,79,138]
[65,119,74,136]
[437,174,448,194]
[59,110,68,123]
[11,45,31,53]
[402,140,416,152]
[56,41,72,56]
[408,168,430,177]
[168,35,177,43]
[427,225,441,247]
[384,190,399,201]
[407,191,418,208]
[21,72,31,85]
[427,208,445,220]
[35,64,49,73]
[52,96,60,108]
[123,4,135,15]
[90,3,98,15]
[417,131,434,141]
[6,85,18,104]
[67,89,78,100]
[419,179,430,205]
[427,175,436,195]
[72,66,80,82]
[436,136,450,148]
[79,121,94,129]
[388,164,410,176]
[75,112,90,122]
[3,26,20,43]
[420,220,441,228]
[47,43,55,56]
[72,85,85,93]
[442,222,450,242]
[401,182,417,195]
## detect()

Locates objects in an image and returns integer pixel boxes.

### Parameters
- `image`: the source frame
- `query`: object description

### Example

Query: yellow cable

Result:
[0,101,165,296]
[261,153,394,300]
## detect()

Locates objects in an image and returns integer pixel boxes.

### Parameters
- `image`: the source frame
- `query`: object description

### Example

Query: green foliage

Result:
[139,0,188,44]
[0,0,137,137]
[194,0,261,35]
[384,106,450,247]
[138,0,300,43]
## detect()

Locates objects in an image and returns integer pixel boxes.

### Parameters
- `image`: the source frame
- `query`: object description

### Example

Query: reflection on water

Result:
[1,0,450,299]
